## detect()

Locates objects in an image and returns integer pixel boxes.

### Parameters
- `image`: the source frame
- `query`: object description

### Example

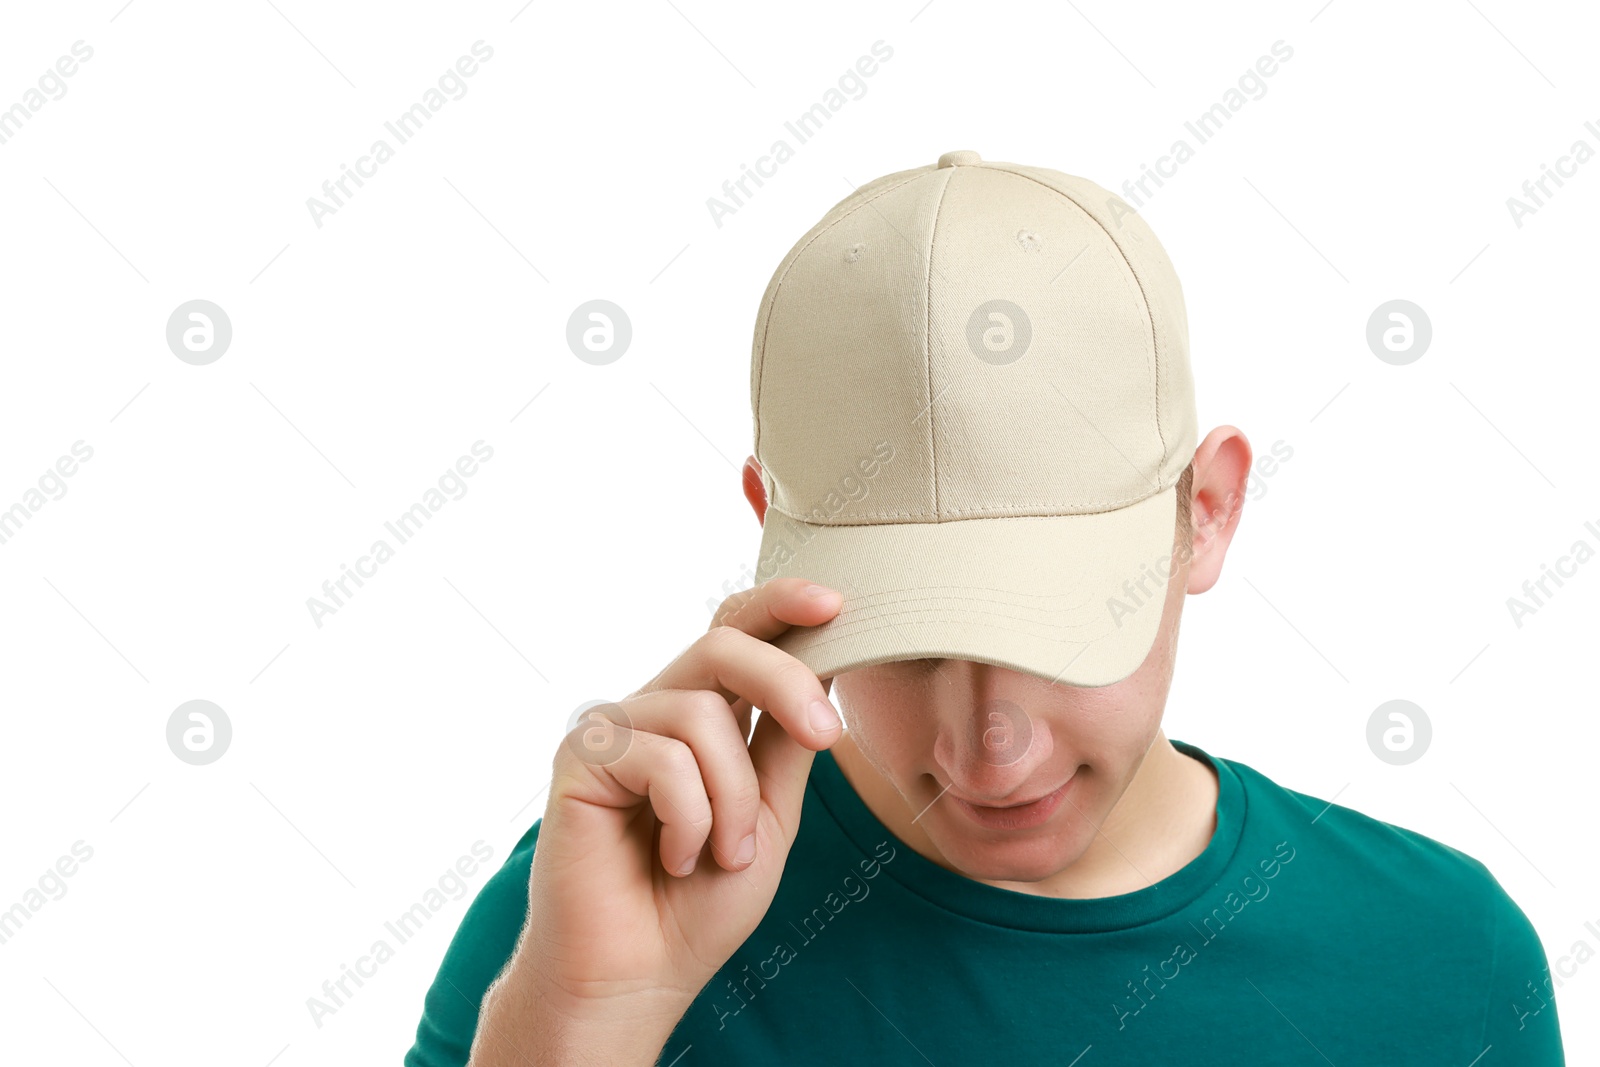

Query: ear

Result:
[742,455,767,526]
[1185,426,1252,596]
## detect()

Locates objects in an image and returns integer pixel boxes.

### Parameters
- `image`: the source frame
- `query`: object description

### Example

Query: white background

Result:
[1,0,1595,1062]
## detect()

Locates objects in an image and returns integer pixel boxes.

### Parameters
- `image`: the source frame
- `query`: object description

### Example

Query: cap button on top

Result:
[937,149,982,168]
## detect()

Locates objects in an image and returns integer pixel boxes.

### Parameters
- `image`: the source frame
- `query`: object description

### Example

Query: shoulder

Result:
[1219,753,1563,1052]
[1221,750,1509,898]
[1213,750,1547,956]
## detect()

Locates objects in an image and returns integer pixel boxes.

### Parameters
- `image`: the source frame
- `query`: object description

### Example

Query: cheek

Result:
[837,680,927,767]
[843,702,920,762]
[1062,689,1163,757]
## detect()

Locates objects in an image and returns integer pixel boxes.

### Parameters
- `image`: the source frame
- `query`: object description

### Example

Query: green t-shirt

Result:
[404,739,1565,1064]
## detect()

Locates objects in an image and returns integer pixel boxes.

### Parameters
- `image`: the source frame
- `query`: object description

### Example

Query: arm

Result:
[402,822,692,1067]
[407,578,844,1066]
[464,948,692,1067]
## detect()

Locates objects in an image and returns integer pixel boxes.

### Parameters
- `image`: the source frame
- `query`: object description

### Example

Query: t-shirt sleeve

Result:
[403,820,542,1067]
[1476,869,1565,1064]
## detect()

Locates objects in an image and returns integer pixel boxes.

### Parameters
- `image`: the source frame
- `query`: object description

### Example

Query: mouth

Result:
[946,772,1077,831]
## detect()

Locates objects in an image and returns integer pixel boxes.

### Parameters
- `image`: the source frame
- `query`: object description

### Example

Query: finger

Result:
[647,625,841,752]
[732,696,754,744]
[618,689,762,873]
[746,700,833,843]
[626,578,840,700]
[709,577,842,641]
[599,727,714,877]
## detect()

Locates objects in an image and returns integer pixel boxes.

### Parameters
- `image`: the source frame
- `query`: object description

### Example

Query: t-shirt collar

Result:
[808,738,1246,934]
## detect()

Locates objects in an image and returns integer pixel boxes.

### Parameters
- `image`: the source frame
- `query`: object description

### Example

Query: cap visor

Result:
[753,484,1181,687]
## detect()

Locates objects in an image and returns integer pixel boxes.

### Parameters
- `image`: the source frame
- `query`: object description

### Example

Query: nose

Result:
[934,696,1051,802]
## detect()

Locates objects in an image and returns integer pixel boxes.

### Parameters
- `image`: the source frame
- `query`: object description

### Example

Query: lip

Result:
[947,774,1076,831]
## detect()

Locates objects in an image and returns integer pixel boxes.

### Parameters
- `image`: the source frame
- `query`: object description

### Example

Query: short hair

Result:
[1174,459,1195,557]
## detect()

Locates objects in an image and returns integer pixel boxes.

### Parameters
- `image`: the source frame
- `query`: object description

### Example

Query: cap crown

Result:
[751,152,1196,525]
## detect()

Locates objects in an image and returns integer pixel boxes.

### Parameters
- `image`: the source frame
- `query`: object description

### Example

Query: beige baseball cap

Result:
[748,149,1197,687]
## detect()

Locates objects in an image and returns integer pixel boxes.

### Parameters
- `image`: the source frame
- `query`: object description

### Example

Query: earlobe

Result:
[742,456,767,525]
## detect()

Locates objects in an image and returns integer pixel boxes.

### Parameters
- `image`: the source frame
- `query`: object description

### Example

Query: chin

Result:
[933,821,1091,884]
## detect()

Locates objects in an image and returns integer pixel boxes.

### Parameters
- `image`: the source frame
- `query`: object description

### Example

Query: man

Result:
[404,150,1564,1065]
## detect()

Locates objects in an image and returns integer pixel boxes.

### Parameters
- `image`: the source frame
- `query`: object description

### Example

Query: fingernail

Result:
[676,855,697,877]
[734,833,756,865]
[809,698,839,734]
[804,584,835,598]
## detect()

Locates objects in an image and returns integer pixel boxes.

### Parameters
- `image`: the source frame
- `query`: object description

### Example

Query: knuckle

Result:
[561,701,634,768]
[652,738,713,825]
[654,735,701,782]
[723,774,762,815]
[711,586,758,627]
[773,658,822,696]
[548,742,590,793]
[703,623,742,653]
[681,689,730,722]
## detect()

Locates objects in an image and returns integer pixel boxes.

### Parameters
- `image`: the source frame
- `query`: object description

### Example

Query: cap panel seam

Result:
[983,164,1171,478]
[924,167,957,520]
